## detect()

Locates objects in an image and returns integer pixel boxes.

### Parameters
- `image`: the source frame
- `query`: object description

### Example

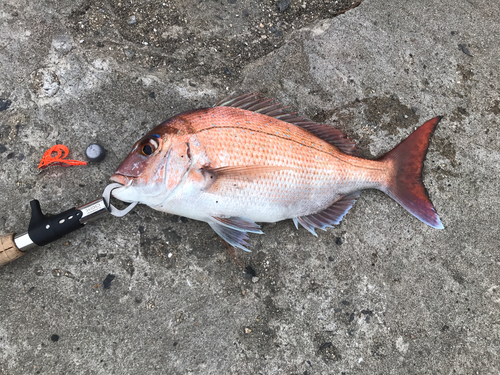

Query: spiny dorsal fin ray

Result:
[214,93,259,108]
[294,191,360,235]
[215,93,359,156]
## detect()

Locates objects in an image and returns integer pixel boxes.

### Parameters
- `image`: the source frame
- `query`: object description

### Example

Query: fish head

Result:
[110,121,191,207]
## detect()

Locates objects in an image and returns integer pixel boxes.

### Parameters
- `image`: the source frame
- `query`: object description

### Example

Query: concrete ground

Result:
[1,0,499,373]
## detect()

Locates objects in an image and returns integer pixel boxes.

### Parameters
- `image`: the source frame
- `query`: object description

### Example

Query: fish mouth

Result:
[109,174,135,202]
[109,173,131,187]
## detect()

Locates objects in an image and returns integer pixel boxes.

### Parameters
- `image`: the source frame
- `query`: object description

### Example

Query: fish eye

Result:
[142,144,153,155]
[139,138,159,156]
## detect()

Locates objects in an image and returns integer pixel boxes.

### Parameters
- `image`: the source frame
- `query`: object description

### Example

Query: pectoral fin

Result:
[208,216,263,252]
[202,165,298,182]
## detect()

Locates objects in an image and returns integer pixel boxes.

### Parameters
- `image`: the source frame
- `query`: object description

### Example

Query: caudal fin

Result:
[379,117,444,229]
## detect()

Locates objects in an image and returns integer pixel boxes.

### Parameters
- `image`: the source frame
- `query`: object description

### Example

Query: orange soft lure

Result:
[38,145,87,169]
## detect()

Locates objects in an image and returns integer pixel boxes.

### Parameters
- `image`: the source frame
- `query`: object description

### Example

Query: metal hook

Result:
[102,183,138,217]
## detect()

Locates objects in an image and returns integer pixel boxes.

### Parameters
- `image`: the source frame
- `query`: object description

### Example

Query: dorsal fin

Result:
[214,93,359,156]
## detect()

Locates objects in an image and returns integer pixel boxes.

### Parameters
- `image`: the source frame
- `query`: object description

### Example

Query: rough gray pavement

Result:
[1,0,499,373]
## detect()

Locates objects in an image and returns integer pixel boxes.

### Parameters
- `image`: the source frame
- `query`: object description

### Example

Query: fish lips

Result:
[109,174,133,200]
[109,174,140,204]
[109,173,130,186]
[109,171,165,205]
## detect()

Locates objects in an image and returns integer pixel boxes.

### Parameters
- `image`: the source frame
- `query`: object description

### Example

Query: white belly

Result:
[155,171,343,223]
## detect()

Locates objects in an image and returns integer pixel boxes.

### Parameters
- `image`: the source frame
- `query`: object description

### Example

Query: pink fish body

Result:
[111,94,443,251]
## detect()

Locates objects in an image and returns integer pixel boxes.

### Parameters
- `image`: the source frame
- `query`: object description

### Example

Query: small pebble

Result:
[458,43,472,57]
[103,274,115,289]
[245,265,257,277]
[52,269,62,277]
[0,99,12,112]
[277,0,290,12]
[128,15,136,25]
[34,266,44,276]
[86,143,106,162]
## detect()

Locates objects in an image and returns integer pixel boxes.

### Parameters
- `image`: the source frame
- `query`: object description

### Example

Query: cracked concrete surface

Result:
[1,0,499,373]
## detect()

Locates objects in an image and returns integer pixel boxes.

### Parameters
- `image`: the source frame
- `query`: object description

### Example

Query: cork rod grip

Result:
[0,233,24,266]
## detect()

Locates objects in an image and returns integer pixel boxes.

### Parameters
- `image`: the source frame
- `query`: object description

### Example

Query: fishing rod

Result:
[0,183,136,266]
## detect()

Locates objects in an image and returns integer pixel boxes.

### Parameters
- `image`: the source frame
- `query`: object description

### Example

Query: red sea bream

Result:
[110,94,443,251]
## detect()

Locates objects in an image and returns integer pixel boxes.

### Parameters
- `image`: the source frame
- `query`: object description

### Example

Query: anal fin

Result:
[294,192,360,235]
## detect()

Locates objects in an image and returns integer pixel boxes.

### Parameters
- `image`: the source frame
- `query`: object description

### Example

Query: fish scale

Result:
[111,94,443,251]
[199,147,330,206]
[194,108,380,202]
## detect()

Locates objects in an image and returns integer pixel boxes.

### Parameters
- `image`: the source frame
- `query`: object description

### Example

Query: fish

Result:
[110,93,443,251]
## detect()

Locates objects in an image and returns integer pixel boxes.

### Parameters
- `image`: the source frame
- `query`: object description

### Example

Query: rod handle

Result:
[0,233,24,266]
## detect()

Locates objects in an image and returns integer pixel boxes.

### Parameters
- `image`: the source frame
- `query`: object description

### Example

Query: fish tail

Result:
[378,116,444,229]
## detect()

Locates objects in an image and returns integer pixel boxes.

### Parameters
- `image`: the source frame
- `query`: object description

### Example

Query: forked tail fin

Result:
[379,117,444,229]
